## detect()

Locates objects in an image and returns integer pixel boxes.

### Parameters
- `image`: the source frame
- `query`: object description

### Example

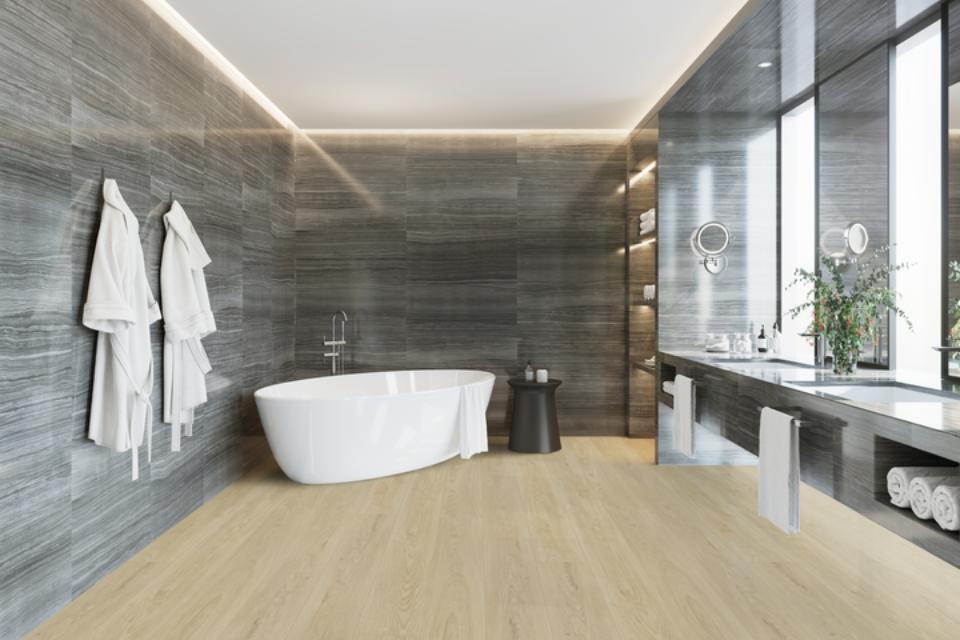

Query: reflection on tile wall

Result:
[657,113,779,350]
[295,132,627,435]
[0,0,294,635]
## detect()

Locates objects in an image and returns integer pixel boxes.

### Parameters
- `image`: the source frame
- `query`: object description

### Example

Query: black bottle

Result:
[757,325,768,353]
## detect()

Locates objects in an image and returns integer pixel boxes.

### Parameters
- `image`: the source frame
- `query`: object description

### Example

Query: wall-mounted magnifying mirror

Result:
[819,221,869,266]
[690,221,730,274]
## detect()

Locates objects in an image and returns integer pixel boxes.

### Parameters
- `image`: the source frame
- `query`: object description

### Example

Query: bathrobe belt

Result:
[109,333,153,481]
[170,336,211,451]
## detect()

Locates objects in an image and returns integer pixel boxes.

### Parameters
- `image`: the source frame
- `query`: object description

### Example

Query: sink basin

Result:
[787,382,960,404]
[707,357,812,368]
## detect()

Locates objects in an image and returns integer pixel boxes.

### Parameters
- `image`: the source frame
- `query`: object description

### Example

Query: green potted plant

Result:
[788,246,912,375]
[948,261,960,356]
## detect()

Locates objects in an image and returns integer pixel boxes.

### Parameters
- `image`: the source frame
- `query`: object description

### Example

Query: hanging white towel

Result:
[83,179,162,480]
[672,375,695,457]
[887,467,953,508]
[161,201,215,452]
[458,384,488,459]
[758,407,800,534]
[932,484,960,531]
[910,475,960,520]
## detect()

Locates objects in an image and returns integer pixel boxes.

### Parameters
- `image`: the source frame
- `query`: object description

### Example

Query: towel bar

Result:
[757,405,812,428]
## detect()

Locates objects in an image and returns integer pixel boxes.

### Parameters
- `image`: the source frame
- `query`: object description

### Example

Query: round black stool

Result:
[507,378,562,453]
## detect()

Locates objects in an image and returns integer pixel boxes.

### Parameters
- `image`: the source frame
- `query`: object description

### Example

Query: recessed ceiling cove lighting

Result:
[758,61,773,69]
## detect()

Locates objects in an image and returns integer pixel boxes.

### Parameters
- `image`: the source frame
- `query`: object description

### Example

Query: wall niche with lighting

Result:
[626,128,658,438]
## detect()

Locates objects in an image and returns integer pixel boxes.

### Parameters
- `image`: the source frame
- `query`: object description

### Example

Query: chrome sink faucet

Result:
[323,310,349,375]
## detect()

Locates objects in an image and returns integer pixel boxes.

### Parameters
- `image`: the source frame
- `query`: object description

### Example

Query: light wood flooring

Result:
[31,437,960,639]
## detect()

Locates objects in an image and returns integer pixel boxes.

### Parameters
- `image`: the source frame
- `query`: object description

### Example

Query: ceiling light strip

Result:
[141,0,297,131]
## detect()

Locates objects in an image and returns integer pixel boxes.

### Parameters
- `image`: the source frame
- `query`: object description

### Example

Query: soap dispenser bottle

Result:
[524,361,535,382]
[757,325,768,353]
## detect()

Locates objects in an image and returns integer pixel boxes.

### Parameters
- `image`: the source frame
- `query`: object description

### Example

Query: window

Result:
[893,21,942,375]
[780,98,816,363]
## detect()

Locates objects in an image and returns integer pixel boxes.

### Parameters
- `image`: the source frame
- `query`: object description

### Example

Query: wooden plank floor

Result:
[31,437,960,639]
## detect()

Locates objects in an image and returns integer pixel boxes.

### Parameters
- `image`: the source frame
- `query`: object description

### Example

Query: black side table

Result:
[507,378,562,453]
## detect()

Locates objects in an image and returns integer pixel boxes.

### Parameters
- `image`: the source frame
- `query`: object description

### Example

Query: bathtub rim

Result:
[254,368,496,403]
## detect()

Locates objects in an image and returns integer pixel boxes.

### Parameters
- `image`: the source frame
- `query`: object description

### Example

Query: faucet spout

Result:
[325,310,350,376]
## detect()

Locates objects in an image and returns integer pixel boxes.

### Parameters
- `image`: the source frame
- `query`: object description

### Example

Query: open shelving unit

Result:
[626,129,658,439]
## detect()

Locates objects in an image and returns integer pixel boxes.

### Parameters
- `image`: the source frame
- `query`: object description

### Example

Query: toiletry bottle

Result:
[524,361,534,382]
[757,325,768,353]
[771,322,781,354]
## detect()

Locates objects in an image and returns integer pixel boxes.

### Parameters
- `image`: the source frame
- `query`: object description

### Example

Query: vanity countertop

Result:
[659,350,960,437]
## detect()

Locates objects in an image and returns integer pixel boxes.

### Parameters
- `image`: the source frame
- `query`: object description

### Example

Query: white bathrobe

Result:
[161,202,215,452]
[83,179,162,480]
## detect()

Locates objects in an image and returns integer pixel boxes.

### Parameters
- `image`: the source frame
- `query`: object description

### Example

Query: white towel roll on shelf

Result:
[932,484,960,531]
[887,467,954,509]
[909,476,960,520]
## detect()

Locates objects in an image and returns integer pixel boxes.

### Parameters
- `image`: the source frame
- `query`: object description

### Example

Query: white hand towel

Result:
[458,384,489,460]
[933,484,960,531]
[909,475,960,520]
[639,220,656,234]
[672,375,695,457]
[662,380,674,395]
[758,407,800,534]
[887,467,954,508]
[640,209,656,222]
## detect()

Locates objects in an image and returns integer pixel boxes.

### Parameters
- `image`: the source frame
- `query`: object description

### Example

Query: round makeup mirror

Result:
[690,221,730,274]
[819,221,869,265]
[844,222,869,256]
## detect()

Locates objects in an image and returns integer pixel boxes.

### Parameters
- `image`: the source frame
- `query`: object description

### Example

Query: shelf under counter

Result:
[657,349,960,568]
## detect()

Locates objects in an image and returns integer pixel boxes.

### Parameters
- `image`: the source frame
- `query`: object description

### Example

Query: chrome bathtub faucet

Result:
[323,310,349,375]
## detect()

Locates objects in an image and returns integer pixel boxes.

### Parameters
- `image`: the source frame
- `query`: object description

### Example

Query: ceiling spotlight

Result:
[758,61,773,68]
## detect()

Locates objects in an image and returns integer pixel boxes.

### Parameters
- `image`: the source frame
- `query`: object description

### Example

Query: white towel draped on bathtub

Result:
[458,384,489,459]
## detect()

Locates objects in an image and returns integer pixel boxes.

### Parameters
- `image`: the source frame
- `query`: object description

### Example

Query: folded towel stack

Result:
[642,284,656,301]
[639,209,656,235]
[933,485,960,531]
[909,475,960,520]
[662,380,674,395]
[887,467,949,508]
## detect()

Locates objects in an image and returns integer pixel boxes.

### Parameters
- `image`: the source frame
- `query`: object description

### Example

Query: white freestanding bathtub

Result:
[254,370,495,484]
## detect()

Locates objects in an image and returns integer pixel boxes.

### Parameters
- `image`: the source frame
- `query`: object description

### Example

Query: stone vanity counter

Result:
[658,350,960,566]
[662,350,960,437]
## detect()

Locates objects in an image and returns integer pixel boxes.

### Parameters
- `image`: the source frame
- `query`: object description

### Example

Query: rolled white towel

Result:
[909,475,960,520]
[662,380,674,395]
[933,485,960,531]
[887,467,953,508]
[639,220,656,232]
[640,209,656,222]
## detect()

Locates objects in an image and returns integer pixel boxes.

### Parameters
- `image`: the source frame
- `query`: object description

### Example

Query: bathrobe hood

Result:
[161,202,215,343]
[164,201,211,272]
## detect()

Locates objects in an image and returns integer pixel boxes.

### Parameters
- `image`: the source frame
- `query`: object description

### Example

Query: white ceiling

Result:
[167,0,747,130]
